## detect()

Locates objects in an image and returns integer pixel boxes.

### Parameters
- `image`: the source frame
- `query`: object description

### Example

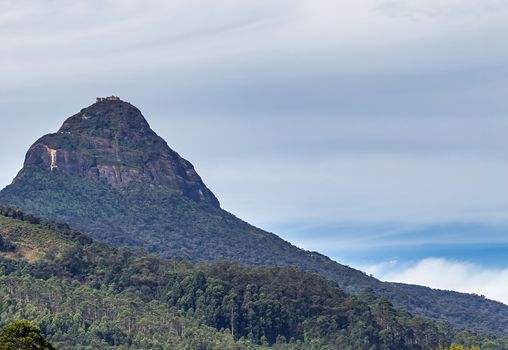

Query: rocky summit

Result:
[18,97,219,207]
[1,98,508,336]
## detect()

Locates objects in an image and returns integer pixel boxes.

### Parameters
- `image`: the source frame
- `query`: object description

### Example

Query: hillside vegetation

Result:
[1,207,506,349]
[2,168,508,338]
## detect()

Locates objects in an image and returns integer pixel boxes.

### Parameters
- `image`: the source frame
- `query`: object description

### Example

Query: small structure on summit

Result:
[96,96,120,103]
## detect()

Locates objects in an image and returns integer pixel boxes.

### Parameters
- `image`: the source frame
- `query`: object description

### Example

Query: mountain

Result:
[0,97,507,336]
[1,206,504,349]
[18,96,219,207]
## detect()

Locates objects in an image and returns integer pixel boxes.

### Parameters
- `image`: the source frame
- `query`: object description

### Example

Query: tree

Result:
[0,320,56,350]
[0,234,15,252]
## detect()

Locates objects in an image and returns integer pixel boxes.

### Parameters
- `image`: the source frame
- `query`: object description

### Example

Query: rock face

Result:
[17,99,219,207]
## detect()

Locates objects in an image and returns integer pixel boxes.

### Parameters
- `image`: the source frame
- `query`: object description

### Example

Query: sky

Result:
[1,0,508,303]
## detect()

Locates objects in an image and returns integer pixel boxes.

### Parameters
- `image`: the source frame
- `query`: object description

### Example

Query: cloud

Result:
[377,0,508,20]
[157,114,508,226]
[366,258,508,304]
[2,0,508,121]
[2,0,508,88]
[1,0,508,270]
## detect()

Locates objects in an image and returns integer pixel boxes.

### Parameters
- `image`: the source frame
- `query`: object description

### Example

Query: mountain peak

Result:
[15,98,220,207]
[59,97,150,134]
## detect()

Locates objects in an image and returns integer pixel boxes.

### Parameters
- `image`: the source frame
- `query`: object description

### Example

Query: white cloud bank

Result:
[368,258,508,305]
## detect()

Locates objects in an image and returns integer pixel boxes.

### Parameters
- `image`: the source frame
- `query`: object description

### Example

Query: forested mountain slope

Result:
[0,207,505,349]
[0,99,507,336]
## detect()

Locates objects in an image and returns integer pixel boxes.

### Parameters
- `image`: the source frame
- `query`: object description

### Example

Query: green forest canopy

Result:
[0,206,506,349]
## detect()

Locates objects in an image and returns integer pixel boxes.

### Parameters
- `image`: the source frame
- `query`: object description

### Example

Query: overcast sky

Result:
[1,0,508,302]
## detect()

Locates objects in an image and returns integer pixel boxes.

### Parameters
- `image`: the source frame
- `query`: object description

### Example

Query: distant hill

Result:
[0,98,507,336]
[1,206,504,349]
